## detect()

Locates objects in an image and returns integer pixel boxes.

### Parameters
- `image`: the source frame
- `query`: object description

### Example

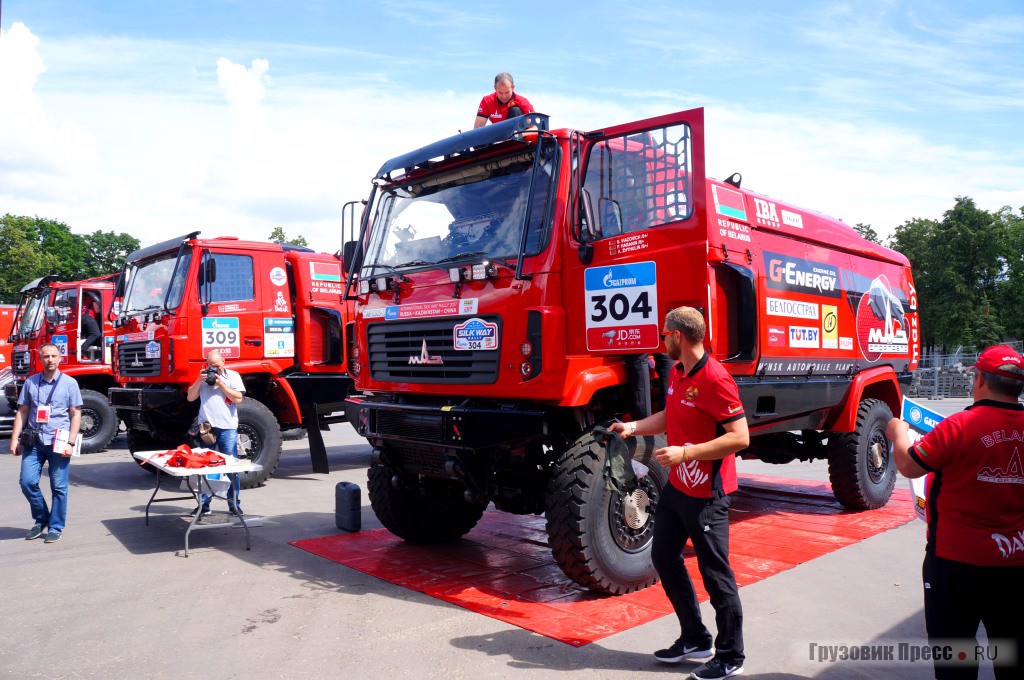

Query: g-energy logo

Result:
[765,251,841,298]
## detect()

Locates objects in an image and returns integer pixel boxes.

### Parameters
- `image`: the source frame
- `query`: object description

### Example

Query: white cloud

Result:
[1,18,1021,264]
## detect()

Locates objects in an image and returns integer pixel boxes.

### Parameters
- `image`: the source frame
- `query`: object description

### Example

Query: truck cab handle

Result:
[244,338,262,347]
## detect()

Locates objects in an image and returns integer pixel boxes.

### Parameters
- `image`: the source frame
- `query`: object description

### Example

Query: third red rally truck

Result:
[6,274,119,452]
[346,108,920,594]
[108,232,355,487]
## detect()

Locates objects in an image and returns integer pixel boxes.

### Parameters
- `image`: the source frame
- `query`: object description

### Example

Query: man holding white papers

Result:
[9,343,83,544]
[887,345,1024,680]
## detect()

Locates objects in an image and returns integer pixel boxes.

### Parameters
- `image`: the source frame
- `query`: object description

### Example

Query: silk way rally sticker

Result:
[453,317,497,351]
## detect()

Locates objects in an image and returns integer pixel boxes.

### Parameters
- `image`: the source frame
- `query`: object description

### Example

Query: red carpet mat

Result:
[291,474,915,646]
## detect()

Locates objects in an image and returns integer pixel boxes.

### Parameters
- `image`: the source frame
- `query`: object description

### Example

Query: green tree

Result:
[82,230,140,278]
[269,227,308,248]
[888,198,1007,351]
[970,295,1005,348]
[995,204,1024,338]
[854,222,880,245]
[0,215,61,303]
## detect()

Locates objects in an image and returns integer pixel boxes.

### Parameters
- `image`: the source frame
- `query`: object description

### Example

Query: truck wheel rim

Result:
[608,475,659,553]
[80,408,100,438]
[237,423,261,460]
[868,429,889,483]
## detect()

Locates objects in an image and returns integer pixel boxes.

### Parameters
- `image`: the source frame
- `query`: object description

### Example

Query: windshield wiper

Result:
[435,251,517,272]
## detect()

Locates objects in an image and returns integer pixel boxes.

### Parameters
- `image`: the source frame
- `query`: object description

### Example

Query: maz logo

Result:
[408,339,443,365]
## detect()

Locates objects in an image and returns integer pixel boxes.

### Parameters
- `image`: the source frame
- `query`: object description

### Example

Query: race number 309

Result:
[204,329,238,345]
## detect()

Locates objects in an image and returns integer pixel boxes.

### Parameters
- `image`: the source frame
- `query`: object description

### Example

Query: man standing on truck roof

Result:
[887,344,1024,680]
[611,307,749,680]
[473,72,534,128]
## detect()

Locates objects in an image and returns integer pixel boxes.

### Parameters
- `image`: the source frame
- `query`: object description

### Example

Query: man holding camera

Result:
[186,349,246,515]
[10,343,83,544]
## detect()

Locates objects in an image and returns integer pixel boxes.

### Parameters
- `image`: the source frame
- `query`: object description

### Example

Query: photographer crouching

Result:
[186,349,246,516]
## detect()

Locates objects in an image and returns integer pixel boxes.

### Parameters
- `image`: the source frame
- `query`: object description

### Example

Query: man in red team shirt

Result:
[888,345,1024,680]
[473,72,534,128]
[611,307,749,680]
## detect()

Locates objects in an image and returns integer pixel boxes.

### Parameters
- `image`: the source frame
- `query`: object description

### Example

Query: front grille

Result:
[367,316,500,384]
[13,351,31,377]
[117,341,161,377]
[377,409,444,441]
[386,440,448,476]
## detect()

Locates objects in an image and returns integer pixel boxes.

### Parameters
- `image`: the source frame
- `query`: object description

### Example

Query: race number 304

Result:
[202,317,241,359]
[584,262,659,351]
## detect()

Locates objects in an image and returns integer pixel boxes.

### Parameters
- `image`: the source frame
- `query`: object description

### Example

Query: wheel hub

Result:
[622,488,651,530]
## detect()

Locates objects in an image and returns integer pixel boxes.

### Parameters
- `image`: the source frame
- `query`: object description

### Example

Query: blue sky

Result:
[2,0,1022,252]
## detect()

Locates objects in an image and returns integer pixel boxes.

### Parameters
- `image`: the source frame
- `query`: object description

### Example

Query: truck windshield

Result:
[362,142,556,277]
[121,250,193,314]
[14,289,49,338]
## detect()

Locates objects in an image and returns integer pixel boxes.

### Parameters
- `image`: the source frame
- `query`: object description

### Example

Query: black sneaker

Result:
[26,524,46,540]
[654,640,714,663]
[44,531,62,544]
[690,657,744,679]
[190,506,212,517]
[228,503,243,516]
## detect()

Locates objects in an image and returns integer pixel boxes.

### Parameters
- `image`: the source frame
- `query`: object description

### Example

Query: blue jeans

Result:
[20,441,70,533]
[201,427,240,509]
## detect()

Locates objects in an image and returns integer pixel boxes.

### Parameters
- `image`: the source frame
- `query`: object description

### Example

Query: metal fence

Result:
[908,341,1024,399]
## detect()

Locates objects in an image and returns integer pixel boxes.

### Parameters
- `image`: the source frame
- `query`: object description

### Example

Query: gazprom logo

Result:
[602,269,637,288]
[586,262,657,291]
[909,407,923,426]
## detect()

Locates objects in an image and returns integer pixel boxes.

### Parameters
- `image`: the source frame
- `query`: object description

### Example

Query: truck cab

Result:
[108,232,355,487]
[5,274,120,452]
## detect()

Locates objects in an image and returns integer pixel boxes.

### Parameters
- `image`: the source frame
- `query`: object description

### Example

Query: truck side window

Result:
[580,122,693,240]
[208,254,255,303]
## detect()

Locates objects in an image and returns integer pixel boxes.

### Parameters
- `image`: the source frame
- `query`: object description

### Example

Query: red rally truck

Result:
[107,232,355,487]
[5,274,120,452]
[345,108,920,594]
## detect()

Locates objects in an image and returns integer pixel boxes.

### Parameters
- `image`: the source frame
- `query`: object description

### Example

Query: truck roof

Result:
[711,179,909,266]
[126,231,316,264]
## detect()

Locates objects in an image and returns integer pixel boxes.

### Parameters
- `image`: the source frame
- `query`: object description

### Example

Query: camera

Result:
[205,367,219,385]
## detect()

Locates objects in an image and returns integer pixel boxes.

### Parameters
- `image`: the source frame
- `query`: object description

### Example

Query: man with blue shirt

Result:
[10,343,83,544]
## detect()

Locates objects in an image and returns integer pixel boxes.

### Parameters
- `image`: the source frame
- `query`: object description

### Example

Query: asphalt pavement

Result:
[0,397,998,679]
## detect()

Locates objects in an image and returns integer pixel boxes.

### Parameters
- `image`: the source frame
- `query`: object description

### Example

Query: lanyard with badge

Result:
[34,373,62,425]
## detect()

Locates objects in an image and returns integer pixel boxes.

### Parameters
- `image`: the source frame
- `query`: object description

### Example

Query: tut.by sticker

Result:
[453,317,498,351]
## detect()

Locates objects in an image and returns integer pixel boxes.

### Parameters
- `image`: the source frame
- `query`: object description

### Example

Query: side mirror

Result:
[45,307,58,324]
[205,258,217,283]
[578,189,596,241]
[342,240,362,276]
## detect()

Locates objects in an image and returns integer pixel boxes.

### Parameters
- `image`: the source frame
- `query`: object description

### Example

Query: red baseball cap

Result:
[973,345,1024,380]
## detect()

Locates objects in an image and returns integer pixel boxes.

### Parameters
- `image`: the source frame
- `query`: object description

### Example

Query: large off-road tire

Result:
[234,398,282,489]
[828,398,897,510]
[545,429,668,594]
[127,429,162,474]
[79,389,118,454]
[367,455,486,543]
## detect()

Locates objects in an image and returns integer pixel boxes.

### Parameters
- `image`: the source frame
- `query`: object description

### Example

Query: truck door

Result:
[198,248,261,362]
[564,107,707,359]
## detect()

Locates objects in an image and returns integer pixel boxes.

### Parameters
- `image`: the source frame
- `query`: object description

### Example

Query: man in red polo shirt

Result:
[473,72,534,128]
[611,306,749,680]
[888,344,1024,680]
